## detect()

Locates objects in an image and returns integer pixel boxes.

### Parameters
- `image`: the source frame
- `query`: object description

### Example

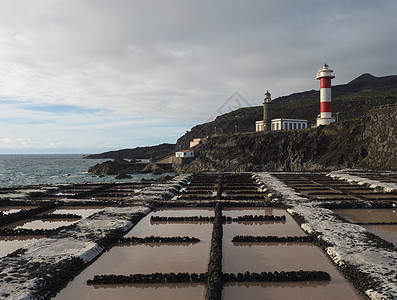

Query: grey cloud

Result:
[0,0,397,151]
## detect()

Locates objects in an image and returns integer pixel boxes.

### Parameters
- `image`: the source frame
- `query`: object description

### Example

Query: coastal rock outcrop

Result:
[88,159,174,176]
[143,163,165,174]
[88,159,134,176]
[115,173,132,179]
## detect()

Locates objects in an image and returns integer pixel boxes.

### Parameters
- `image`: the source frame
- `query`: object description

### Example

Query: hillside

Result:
[175,107,397,172]
[176,73,397,149]
[84,143,175,160]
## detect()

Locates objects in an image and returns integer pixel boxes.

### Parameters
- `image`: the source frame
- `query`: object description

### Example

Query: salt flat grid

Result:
[0,172,396,299]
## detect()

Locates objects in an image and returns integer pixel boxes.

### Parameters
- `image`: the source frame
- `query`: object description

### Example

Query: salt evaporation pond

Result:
[2,207,107,231]
[223,208,303,237]
[223,281,361,300]
[0,207,106,257]
[57,283,205,300]
[2,219,77,230]
[55,207,364,299]
[0,206,37,215]
[55,208,212,299]
[334,209,397,246]
[334,209,397,223]
[223,208,363,300]
[0,236,43,258]
[49,206,106,219]
[126,208,214,240]
[364,224,397,246]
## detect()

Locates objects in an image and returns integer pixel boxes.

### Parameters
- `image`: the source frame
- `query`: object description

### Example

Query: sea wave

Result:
[0,154,171,187]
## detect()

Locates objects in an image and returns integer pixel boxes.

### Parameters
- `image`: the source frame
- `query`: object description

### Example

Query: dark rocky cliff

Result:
[175,107,397,172]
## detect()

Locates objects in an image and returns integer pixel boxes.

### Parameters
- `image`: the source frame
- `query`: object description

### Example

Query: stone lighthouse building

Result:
[262,90,272,131]
[256,90,308,132]
[255,91,272,131]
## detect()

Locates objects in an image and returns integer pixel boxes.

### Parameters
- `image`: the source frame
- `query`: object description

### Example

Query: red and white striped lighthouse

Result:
[316,63,336,126]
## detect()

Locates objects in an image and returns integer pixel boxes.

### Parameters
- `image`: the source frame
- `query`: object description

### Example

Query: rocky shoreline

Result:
[87,158,175,178]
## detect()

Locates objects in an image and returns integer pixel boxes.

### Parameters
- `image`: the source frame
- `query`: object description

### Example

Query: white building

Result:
[255,91,308,132]
[256,118,308,131]
[255,121,265,131]
[271,118,308,130]
[175,150,195,158]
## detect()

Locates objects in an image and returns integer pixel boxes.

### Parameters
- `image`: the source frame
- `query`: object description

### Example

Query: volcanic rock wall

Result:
[361,107,397,170]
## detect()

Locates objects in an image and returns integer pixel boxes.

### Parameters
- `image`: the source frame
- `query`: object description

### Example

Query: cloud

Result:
[0,138,12,143]
[0,0,397,152]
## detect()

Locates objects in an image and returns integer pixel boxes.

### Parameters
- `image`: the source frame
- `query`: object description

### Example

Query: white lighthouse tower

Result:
[316,63,336,126]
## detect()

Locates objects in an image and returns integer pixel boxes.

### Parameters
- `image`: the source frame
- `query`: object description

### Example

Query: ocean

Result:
[0,154,170,188]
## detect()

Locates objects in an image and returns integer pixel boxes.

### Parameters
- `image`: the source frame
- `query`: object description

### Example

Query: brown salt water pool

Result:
[49,206,106,219]
[0,207,103,231]
[223,208,363,300]
[361,194,397,200]
[334,209,397,246]
[0,236,43,258]
[69,243,210,275]
[223,207,287,217]
[223,208,303,237]
[55,208,212,299]
[334,209,397,223]
[126,208,214,240]
[223,281,362,300]
[364,224,397,246]
[57,283,205,300]
[2,219,76,230]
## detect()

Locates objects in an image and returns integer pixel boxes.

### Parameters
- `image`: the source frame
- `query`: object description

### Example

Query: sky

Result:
[1,0,397,154]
